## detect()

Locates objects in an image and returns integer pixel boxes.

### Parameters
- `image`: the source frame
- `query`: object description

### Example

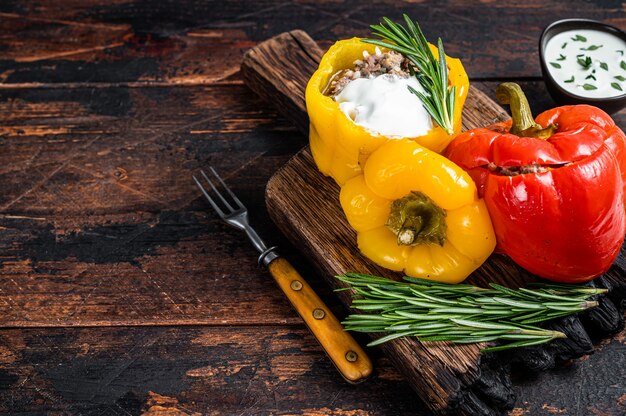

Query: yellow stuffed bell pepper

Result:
[340,139,495,284]
[306,38,469,186]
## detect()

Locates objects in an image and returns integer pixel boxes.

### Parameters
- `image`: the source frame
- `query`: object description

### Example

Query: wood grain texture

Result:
[0,84,310,328]
[0,1,625,85]
[0,1,624,415]
[0,326,623,415]
[250,31,626,415]
[242,30,322,135]
[0,326,428,415]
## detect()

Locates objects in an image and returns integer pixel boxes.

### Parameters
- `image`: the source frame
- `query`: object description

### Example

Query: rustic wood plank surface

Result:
[0,1,624,415]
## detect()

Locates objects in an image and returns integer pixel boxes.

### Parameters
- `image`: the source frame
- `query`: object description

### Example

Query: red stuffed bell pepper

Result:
[445,83,626,283]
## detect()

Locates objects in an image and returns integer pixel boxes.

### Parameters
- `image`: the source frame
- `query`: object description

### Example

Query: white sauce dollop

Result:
[545,29,626,98]
[335,74,433,138]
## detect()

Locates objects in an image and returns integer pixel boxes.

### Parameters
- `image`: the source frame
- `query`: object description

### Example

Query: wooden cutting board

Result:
[241,31,626,416]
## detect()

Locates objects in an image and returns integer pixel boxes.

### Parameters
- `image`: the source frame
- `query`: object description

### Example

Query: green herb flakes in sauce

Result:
[577,56,592,69]
[546,29,626,98]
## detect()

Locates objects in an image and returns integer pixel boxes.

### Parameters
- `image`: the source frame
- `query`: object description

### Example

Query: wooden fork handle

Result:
[267,257,373,383]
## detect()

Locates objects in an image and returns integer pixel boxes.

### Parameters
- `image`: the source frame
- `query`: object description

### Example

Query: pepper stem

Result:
[386,192,447,246]
[496,82,557,140]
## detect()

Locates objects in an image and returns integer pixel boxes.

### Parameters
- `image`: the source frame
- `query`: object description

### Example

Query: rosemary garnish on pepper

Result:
[337,273,605,352]
[363,15,456,134]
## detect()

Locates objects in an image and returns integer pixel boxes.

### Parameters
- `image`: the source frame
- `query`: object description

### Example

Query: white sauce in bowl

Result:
[335,74,433,138]
[545,29,626,98]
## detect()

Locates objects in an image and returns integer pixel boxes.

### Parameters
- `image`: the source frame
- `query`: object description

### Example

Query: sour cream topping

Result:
[545,28,626,98]
[335,74,433,138]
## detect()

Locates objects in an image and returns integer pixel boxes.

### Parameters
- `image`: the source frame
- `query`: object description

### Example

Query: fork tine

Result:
[208,166,246,210]
[200,169,235,212]
[193,174,226,217]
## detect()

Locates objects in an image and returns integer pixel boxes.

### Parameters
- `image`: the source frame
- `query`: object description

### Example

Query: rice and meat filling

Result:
[324,48,413,97]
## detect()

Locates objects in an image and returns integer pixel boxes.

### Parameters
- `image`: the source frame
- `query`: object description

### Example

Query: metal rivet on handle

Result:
[313,308,325,320]
[290,280,303,291]
[345,351,358,362]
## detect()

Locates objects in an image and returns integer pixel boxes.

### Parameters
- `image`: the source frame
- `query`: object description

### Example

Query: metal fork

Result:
[194,168,372,384]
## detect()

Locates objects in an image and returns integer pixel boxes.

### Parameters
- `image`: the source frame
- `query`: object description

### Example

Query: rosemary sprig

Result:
[363,15,456,134]
[336,273,606,352]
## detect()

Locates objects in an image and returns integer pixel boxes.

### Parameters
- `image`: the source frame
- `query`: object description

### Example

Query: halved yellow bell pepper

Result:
[306,37,469,186]
[340,139,495,284]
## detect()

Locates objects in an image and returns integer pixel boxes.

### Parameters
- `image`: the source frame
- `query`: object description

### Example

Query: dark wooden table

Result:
[0,1,624,415]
